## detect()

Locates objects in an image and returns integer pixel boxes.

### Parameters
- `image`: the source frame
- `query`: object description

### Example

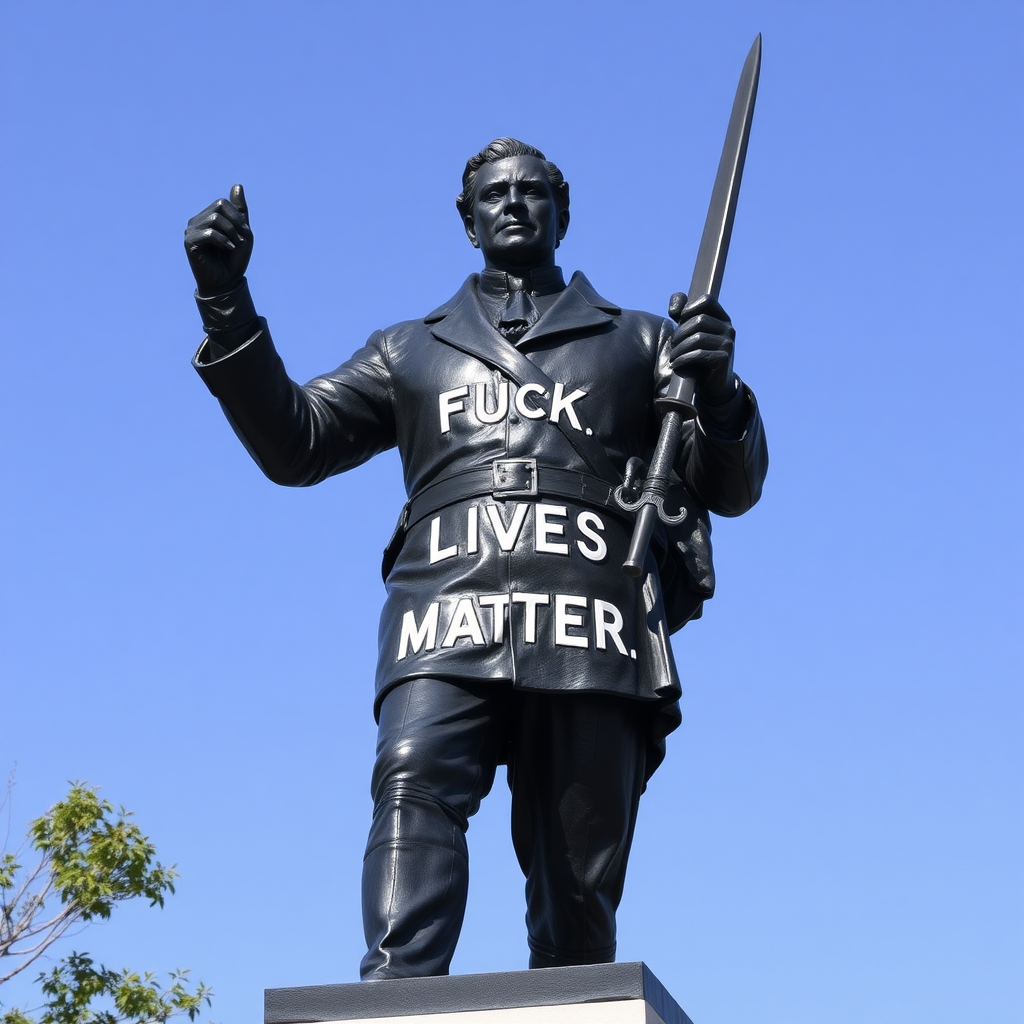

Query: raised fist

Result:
[184,184,253,297]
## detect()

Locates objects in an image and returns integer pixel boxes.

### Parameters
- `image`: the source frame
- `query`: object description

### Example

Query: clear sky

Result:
[1,2,1021,1023]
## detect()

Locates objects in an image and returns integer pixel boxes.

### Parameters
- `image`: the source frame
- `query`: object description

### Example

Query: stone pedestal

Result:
[265,962,693,1024]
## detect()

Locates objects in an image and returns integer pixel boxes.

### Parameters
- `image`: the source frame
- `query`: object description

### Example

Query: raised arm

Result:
[185,185,396,486]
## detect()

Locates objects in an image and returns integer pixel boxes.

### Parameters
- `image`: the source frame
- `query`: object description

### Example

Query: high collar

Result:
[425,271,620,323]
[424,271,622,349]
[478,265,566,299]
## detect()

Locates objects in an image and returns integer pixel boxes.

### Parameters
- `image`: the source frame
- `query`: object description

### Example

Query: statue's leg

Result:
[360,677,509,980]
[509,692,647,969]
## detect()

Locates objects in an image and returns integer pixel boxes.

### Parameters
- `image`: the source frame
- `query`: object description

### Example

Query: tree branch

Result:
[2,879,65,951]
[0,910,77,983]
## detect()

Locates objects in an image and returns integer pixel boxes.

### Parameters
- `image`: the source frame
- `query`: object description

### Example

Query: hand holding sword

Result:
[667,291,737,405]
[620,34,761,577]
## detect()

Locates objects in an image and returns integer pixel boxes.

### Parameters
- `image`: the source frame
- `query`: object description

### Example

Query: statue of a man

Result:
[185,138,767,980]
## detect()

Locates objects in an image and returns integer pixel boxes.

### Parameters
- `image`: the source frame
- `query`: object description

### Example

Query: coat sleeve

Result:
[653,319,768,518]
[193,320,397,486]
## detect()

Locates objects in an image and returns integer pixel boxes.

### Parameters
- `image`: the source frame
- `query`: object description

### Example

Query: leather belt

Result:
[404,459,630,533]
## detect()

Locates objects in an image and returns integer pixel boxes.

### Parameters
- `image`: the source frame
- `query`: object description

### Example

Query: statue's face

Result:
[464,155,568,271]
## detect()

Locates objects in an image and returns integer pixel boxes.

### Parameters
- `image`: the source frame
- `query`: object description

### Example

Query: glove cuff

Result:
[195,277,258,330]
[695,375,749,439]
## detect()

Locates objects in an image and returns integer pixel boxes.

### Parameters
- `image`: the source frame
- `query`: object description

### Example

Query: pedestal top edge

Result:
[265,963,692,1024]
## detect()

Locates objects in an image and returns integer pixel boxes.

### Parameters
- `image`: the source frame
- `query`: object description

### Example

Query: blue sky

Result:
[1,3,1021,1023]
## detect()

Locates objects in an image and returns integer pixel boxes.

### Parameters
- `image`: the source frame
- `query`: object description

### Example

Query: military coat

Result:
[194,271,767,752]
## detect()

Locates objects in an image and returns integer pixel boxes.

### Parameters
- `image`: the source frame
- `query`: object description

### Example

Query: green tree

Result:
[0,783,211,1024]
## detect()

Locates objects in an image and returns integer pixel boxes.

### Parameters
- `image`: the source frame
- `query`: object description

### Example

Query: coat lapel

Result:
[425,275,507,353]
[518,271,620,347]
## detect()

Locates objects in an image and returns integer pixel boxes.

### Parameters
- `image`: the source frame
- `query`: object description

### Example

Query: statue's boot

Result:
[359,791,469,980]
[510,691,647,970]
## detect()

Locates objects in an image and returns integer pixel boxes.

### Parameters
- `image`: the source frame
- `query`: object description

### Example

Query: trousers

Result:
[359,677,648,979]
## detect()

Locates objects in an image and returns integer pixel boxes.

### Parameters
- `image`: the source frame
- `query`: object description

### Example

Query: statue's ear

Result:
[555,208,570,247]
[464,215,480,248]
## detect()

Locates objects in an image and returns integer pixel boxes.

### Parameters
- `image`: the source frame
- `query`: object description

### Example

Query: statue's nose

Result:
[503,186,526,210]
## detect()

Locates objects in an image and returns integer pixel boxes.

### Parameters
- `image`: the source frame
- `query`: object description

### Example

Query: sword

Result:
[620,34,762,578]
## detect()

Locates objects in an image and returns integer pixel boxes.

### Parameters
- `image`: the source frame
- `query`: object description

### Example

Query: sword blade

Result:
[689,33,761,302]
[661,33,761,414]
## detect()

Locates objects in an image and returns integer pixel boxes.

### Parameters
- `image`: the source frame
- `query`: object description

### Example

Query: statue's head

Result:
[457,138,571,272]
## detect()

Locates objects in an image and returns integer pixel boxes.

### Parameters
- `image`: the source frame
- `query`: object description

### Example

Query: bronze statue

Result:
[185,135,767,979]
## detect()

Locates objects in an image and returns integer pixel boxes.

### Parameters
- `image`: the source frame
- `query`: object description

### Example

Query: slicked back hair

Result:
[456,138,570,222]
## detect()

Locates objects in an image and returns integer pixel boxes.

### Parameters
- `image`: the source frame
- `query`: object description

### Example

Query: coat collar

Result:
[424,271,621,349]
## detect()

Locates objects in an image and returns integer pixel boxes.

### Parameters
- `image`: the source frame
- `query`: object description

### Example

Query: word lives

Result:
[427,501,608,564]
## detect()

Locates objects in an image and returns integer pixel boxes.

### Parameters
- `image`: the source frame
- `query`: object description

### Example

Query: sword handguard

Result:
[658,375,698,417]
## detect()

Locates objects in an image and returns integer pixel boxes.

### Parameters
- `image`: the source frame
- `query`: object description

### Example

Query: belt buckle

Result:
[492,457,537,498]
